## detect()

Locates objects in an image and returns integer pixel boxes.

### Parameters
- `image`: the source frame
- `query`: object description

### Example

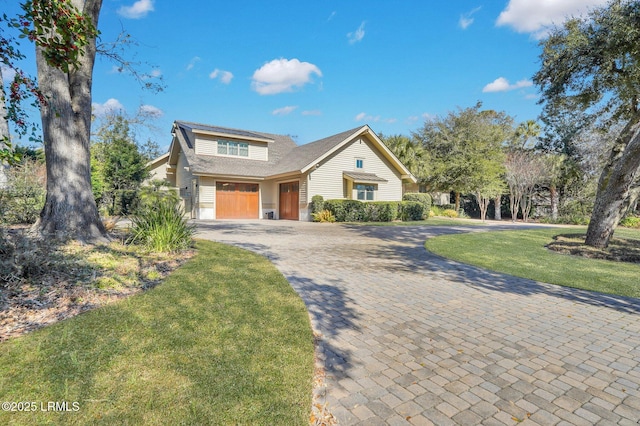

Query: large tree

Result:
[23,0,107,241]
[534,0,640,248]
[414,103,511,212]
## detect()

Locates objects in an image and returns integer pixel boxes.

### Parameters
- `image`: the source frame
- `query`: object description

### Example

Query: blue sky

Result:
[1,0,610,150]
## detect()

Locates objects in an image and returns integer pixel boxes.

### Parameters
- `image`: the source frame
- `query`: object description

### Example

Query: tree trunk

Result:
[585,113,640,248]
[493,195,501,221]
[549,184,558,221]
[33,0,107,242]
[0,72,9,188]
[476,193,489,222]
[521,188,535,223]
[509,190,521,222]
[454,191,460,212]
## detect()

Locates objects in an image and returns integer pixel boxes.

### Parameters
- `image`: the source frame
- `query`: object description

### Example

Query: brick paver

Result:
[196,220,640,425]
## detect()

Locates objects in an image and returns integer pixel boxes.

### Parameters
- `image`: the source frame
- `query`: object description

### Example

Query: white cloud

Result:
[347,22,366,44]
[482,77,533,93]
[186,56,201,71]
[251,58,322,95]
[1,66,16,82]
[138,104,163,118]
[408,113,434,124]
[327,11,336,21]
[459,7,481,30]
[209,69,234,84]
[354,113,396,123]
[117,0,154,19]
[496,0,608,38]
[149,69,162,78]
[272,106,298,116]
[302,110,322,116]
[92,98,125,116]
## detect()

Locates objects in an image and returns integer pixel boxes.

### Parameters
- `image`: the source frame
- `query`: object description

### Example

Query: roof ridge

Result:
[174,120,289,139]
[302,125,366,146]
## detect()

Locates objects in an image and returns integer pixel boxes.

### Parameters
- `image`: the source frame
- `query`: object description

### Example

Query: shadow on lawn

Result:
[344,224,640,315]
[195,221,361,380]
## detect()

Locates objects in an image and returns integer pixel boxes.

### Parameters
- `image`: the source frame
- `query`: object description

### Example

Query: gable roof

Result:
[268,126,363,176]
[164,120,416,182]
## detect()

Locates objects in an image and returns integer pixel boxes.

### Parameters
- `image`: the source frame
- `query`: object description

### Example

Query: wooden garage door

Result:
[216,182,259,219]
[279,181,299,220]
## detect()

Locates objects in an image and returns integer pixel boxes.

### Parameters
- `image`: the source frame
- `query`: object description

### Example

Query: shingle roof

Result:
[172,121,297,178]
[268,126,364,175]
[343,171,388,183]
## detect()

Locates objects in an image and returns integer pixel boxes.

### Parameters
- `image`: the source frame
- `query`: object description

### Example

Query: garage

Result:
[279,181,299,220]
[216,182,259,219]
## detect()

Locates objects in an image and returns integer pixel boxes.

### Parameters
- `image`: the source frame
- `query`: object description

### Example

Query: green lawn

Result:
[425,227,640,298]
[347,217,482,226]
[0,240,314,425]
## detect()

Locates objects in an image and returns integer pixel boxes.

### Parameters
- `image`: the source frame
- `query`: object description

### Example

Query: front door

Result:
[279,181,299,220]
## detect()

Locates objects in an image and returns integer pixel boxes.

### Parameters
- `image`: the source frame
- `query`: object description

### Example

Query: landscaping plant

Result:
[128,199,195,253]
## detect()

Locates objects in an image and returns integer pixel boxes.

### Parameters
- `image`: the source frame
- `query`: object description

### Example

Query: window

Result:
[217,140,249,157]
[356,159,364,169]
[356,184,375,201]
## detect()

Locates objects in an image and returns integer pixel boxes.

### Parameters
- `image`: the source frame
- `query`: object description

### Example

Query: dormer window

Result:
[356,159,364,169]
[218,140,249,157]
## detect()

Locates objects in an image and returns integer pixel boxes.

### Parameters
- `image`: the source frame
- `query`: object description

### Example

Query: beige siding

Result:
[194,135,268,160]
[194,136,217,156]
[175,152,191,191]
[147,162,167,182]
[261,181,277,209]
[307,136,403,201]
[199,177,215,204]
[248,142,268,161]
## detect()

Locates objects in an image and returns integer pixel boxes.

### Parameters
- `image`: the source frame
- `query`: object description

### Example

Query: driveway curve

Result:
[196,220,640,425]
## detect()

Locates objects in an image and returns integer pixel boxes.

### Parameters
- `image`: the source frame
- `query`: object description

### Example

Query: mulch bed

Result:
[546,233,640,263]
[0,226,193,342]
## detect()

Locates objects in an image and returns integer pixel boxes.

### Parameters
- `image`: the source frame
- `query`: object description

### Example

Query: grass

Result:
[425,227,640,298]
[345,217,483,227]
[0,240,314,425]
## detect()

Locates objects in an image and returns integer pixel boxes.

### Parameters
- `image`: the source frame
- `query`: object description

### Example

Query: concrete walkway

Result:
[195,220,640,425]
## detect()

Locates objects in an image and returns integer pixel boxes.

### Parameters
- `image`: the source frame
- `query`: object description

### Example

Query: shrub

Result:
[400,201,424,221]
[310,195,325,215]
[138,180,180,210]
[311,209,336,223]
[128,199,195,252]
[620,216,640,228]
[0,159,46,224]
[362,201,400,222]
[442,209,458,218]
[402,193,431,219]
[324,199,364,222]
[430,205,444,216]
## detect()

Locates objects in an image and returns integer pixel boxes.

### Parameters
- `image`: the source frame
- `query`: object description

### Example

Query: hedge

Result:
[400,201,424,221]
[321,198,425,222]
[402,193,431,219]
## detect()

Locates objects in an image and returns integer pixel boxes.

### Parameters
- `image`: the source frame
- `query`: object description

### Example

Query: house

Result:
[148,120,416,220]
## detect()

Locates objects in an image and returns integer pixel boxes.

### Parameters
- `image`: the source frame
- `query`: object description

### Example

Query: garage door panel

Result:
[216,182,259,219]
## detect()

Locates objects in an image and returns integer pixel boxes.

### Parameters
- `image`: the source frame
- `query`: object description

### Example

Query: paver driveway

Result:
[196,220,640,425]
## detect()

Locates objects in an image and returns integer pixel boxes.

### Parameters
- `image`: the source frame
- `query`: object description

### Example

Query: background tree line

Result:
[1,111,162,225]
[381,102,626,228]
